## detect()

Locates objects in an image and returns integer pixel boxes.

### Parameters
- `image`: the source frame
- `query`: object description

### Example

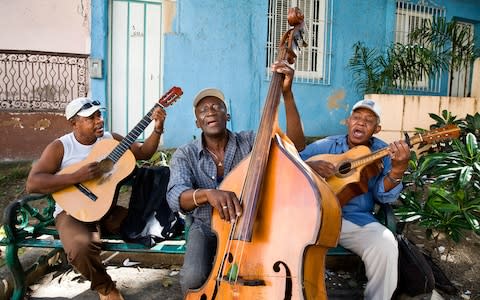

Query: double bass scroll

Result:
[185,7,341,300]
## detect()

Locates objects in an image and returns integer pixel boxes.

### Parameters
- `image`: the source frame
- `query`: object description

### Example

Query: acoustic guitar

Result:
[53,86,183,222]
[306,124,461,206]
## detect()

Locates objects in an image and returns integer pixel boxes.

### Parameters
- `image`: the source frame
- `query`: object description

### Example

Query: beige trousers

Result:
[339,218,398,300]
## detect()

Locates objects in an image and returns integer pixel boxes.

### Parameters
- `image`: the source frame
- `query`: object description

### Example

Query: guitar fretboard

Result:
[350,148,390,169]
[106,104,161,163]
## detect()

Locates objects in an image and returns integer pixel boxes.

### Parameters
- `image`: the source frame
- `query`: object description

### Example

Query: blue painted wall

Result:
[91,0,480,148]
[90,0,109,124]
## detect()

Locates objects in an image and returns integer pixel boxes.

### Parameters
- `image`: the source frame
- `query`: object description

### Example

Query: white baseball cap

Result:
[65,97,101,120]
[192,88,226,110]
[351,99,381,122]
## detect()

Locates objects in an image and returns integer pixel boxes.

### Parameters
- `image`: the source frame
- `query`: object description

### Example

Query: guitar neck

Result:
[350,134,428,170]
[106,103,160,163]
[350,148,390,169]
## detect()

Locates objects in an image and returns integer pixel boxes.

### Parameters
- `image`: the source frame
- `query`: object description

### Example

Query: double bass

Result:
[186,7,341,299]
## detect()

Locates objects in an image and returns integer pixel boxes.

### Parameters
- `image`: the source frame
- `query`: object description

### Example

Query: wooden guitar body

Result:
[308,145,373,194]
[307,146,382,206]
[185,137,341,300]
[53,139,136,222]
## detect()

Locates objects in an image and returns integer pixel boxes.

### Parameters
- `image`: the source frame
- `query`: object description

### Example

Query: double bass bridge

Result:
[220,276,266,287]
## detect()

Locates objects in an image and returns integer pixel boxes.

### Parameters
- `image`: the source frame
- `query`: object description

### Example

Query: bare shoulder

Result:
[31,139,65,174]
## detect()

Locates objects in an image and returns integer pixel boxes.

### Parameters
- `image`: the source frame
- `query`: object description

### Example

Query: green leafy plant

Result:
[397,132,480,254]
[460,112,480,140]
[349,18,479,95]
[428,110,463,129]
[410,18,479,96]
[418,110,480,153]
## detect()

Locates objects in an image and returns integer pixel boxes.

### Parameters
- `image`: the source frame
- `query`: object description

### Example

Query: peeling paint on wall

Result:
[326,89,349,126]
[34,119,52,131]
[163,0,176,33]
[0,112,71,160]
[327,89,346,110]
[1,117,24,129]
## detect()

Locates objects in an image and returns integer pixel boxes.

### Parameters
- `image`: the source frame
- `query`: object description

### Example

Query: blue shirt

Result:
[300,135,403,226]
[167,130,256,226]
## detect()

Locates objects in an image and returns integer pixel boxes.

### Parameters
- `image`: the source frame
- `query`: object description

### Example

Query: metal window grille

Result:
[0,50,89,111]
[266,0,333,84]
[394,0,445,92]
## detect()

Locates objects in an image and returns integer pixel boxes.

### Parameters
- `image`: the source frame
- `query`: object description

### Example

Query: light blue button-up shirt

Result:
[300,135,403,226]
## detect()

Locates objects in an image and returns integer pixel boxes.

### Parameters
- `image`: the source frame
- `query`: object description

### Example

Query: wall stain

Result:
[34,119,51,131]
[327,89,348,126]
[1,117,24,129]
[327,89,346,110]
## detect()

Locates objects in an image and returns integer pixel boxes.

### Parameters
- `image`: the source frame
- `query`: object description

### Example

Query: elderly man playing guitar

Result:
[300,99,410,300]
[26,97,167,300]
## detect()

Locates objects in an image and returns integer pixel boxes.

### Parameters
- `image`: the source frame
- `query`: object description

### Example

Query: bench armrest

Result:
[375,202,397,234]
[1,194,56,245]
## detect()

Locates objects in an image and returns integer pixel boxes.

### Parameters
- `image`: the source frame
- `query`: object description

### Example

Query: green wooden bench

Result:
[1,187,396,300]
[0,192,186,300]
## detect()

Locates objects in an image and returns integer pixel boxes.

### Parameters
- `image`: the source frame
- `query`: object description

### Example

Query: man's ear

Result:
[195,118,200,128]
[374,124,382,134]
[226,113,231,121]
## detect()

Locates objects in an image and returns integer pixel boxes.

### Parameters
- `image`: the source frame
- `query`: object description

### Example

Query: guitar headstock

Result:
[158,86,183,108]
[409,124,461,146]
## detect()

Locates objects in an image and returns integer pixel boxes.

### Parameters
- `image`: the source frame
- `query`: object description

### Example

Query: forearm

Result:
[26,173,80,194]
[131,131,162,160]
[284,91,306,151]
[179,188,211,212]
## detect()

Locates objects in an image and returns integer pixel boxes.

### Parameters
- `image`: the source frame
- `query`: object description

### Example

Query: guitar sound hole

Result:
[338,162,351,175]
[98,158,114,173]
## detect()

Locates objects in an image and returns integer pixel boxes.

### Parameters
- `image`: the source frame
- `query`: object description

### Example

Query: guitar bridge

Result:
[74,183,98,202]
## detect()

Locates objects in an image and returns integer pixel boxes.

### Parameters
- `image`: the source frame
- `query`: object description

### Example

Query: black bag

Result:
[396,234,435,296]
[121,166,184,247]
[422,252,458,295]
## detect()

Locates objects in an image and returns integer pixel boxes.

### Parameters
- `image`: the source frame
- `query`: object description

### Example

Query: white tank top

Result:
[54,132,113,217]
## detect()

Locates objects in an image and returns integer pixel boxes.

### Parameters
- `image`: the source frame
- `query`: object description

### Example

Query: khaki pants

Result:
[55,206,127,294]
[339,219,398,300]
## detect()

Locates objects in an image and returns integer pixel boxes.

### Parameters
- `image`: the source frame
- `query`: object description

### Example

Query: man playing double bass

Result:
[166,61,306,295]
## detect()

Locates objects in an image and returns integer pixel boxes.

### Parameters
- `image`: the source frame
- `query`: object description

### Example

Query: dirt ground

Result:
[1,161,479,299]
[402,223,480,299]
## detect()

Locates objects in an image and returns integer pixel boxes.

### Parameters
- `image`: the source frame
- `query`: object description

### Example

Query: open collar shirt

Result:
[299,134,403,226]
[167,130,256,226]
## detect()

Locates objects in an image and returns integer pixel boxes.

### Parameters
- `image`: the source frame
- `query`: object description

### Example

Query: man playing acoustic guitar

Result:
[26,97,167,300]
[300,99,410,300]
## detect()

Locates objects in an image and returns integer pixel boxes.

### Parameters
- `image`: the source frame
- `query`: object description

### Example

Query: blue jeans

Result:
[180,220,217,295]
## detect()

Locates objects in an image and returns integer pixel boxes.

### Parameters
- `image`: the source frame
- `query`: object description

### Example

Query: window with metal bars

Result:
[394,0,445,92]
[266,0,332,84]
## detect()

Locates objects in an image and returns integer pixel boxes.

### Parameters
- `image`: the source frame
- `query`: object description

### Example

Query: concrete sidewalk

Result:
[0,248,184,300]
[3,248,445,300]
[28,264,182,300]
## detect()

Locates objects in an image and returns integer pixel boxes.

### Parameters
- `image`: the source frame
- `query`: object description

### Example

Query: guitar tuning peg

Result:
[404,132,411,147]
